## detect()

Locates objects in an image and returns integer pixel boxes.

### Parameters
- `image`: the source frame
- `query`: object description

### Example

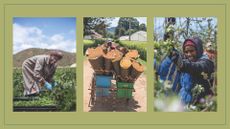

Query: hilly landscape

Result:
[13,48,76,67]
[106,27,116,34]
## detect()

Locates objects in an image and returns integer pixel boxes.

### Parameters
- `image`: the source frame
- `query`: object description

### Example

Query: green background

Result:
[0,0,229,129]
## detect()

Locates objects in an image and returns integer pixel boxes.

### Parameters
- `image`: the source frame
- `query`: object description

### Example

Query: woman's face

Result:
[184,46,197,62]
[49,55,60,64]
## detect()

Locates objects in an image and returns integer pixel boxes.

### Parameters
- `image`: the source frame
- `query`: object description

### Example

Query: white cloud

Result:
[13,23,42,44]
[49,39,76,52]
[51,34,64,42]
[13,23,76,54]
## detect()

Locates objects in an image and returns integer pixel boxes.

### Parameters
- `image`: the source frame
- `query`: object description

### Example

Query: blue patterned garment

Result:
[158,57,176,81]
[179,73,193,104]
[157,37,215,104]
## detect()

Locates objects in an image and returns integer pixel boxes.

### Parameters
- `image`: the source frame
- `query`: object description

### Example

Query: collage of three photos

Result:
[12,17,217,112]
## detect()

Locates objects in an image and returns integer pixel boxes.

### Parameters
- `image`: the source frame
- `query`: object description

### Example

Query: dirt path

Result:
[83,59,147,112]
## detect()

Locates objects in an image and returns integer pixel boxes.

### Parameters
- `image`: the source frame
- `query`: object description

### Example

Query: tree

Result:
[83,17,113,36]
[106,32,115,39]
[115,27,126,38]
[139,23,147,31]
[94,21,108,37]
[162,17,217,44]
[115,17,140,38]
[163,17,176,41]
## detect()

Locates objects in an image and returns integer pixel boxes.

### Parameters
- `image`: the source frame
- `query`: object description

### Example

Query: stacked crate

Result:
[86,42,144,99]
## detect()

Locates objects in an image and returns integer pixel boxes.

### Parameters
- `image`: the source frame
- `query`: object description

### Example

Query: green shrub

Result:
[51,68,76,111]
[13,68,76,111]
[14,96,55,106]
[13,68,24,97]
[83,39,147,61]
[83,38,107,54]
[118,41,147,61]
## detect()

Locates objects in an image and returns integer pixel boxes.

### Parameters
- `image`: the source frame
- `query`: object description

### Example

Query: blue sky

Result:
[13,17,76,54]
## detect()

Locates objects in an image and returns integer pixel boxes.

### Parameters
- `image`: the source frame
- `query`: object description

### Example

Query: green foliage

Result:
[83,39,94,45]
[83,39,147,61]
[106,32,115,39]
[118,41,147,61]
[14,96,55,106]
[13,68,76,111]
[153,17,217,112]
[13,68,24,97]
[115,27,126,38]
[139,23,147,31]
[154,80,217,112]
[115,17,140,38]
[83,17,114,37]
[84,17,105,36]
[94,38,107,45]
[192,84,205,99]
[83,39,107,54]
[154,40,180,63]
[155,17,217,45]
[51,68,76,111]
[94,21,108,37]
[185,96,217,112]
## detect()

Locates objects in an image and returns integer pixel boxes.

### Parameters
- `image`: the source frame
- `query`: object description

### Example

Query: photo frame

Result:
[0,0,229,129]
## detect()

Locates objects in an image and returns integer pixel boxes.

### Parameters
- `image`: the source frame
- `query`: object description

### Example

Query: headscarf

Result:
[183,37,204,59]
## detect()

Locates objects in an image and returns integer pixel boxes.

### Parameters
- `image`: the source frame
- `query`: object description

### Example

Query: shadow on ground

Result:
[88,97,141,112]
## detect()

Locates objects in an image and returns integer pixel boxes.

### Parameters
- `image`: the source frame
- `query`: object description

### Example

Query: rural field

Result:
[13,68,76,111]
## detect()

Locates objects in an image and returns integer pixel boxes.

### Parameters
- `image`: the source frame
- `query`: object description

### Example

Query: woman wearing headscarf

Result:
[158,37,214,104]
[22,51,63,96]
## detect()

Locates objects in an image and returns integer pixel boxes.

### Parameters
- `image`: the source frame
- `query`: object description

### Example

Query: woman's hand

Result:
[44,81,52,90]
[168,48,183,68]
[168,48,179,62]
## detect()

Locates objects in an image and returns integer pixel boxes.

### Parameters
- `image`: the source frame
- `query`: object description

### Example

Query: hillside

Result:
[106,27,116,34]
[13,48,76,67]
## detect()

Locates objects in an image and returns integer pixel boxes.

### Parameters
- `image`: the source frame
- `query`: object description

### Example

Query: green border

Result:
[0,0,229,129]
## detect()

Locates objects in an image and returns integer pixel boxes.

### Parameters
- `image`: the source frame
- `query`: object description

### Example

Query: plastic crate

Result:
[95,75,113,88]
[116,82,134,99]
[96,88,110,97]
